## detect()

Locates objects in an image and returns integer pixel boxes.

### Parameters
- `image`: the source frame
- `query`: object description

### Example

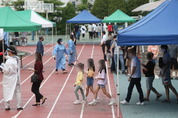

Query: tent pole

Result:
[2,40,4,63]
[36,31,37,44]
[70,23,71,33]
[117,46,120,118]
[65,24,67,39]
[52,27,53,47]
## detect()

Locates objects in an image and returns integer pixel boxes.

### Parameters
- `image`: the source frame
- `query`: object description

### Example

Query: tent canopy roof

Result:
[102,9,136,23]
[16,10,56,28]
[0,7,42,32]
[66,10,101,23]
[117,0,178,46]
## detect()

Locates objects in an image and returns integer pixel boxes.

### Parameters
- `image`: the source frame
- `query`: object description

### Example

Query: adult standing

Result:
[98,24,101,38]
[113,23,118,34]
[111,35,125,73]
[71,31,77,61]
[73,23,80,40]
[105,34,113,68]
[168,45,178,80]
[147,45,159,78]
[160,45,178,103]
[1,46,23,110]
[36,36,44,56]
[95,24,99,38]
[120,49,144,105]
[108,23,112,34]
[81,24,87,40]
[100,31,107,61]
[88,23,93,39]
[0,40,7,64]
[92,23,96,38]
[53,38,68,74]
[68,35,76,66]
[28,52,47,106]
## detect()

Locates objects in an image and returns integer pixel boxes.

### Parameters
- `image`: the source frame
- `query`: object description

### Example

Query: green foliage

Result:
[12,0,24,11]
[108,0,127,15]
[1,0,12,6]
[77,4,88,11]
[91,0,108,19]
[59,2,76,34]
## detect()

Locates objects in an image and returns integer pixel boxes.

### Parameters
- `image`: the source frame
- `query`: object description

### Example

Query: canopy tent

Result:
[16,10,57,46]
[66,10,101,23]
[102,9,136,23]
[0,7,42,32]
[117,0,176,46]
[16,10,56,28]
[132,0,165,12]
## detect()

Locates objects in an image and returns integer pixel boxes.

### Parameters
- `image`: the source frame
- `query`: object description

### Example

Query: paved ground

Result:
[113,74,178,118]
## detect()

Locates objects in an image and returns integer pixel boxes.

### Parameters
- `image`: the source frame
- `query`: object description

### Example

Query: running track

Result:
[0,44,121,118]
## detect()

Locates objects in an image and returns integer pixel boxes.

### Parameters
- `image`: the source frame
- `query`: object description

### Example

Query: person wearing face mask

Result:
[1,46,23,111]
[68,35,76,66]
[160,45,178,103]
[121,49,144,105]
[36,36,44,56]
[53,38,69,74]
[168,45,178,80]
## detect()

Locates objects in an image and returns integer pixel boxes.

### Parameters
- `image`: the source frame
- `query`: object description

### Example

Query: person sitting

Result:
[21,32,28,46]
[12,32,20,46]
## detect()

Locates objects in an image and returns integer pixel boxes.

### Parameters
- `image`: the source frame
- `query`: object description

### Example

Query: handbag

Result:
[31,74,38,83]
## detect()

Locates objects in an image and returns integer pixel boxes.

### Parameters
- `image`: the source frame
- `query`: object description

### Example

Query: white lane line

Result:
[12,69,56,118]
[106,62,116,118]
[47,44,85,118]
[0,45,54,85]
[80,44,94,118]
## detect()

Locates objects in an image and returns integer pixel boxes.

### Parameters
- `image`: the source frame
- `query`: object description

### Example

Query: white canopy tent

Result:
[132,0,165,12]
[16,10,57,46]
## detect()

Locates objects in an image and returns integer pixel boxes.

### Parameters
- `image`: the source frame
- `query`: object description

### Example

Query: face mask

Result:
[71,33,74,35]
[61,42,63,44]
[161,49,165,53]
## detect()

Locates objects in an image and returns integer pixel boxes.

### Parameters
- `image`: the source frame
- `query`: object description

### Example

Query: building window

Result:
[72,1,75,7]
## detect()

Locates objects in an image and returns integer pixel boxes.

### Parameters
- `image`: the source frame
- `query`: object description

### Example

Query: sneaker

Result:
[68,64,72,66]
[73,100,81,105]
[95,98,101,103]
[81,100,86,104]
[155,94,162,101]
[108,99,116,105]
[88,100,96,105]
[136,102,144,105]
[71,63,75,66]
[155,75,159,79]
[144,98,149,101]
[175,77,178,80]
[120,100,129,105]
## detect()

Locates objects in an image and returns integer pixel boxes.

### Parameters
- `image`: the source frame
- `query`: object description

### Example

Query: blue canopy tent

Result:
[66,10,101,23]
[116,0,178,117]
[65,10,101,38]
[117,0,177,46]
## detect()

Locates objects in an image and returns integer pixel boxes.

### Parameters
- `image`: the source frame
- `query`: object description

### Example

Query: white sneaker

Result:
[73,100,81,105]
[96,98,101,103]
[108,99,116,105]
[120,100,129,105]
[88,100,96,105]
[136,102,144,105]
[81,100,86,104]
[155,75,159,79]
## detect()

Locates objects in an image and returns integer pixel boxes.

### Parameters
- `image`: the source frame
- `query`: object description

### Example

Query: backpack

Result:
[159,57,166,68]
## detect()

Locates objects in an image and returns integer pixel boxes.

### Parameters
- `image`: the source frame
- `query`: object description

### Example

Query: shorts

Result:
[161,71,171,85]
[171,58,177,69]
[98,84,105,88]
[126,59,131,67]
[145,76,154,90]
[107,53,111,60]
[87,77,94,86]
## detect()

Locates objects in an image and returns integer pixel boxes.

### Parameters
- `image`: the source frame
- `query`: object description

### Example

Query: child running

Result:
[89,59,116,105]
[74,63,86,105]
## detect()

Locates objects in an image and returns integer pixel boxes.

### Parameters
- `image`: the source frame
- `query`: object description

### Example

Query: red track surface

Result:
[0,44,121,118]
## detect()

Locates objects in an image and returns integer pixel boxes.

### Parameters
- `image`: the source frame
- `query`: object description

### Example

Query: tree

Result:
[91,0,108,19]
[108,0,127,15]
[1,0,12,6]
[58,2,76,34]
[12,0,24,11]
[76,0,93,12]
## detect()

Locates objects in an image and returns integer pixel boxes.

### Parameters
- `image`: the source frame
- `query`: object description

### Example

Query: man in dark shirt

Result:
[105,34,112,68]
[73,23,79,40]
[36,36,44,56]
